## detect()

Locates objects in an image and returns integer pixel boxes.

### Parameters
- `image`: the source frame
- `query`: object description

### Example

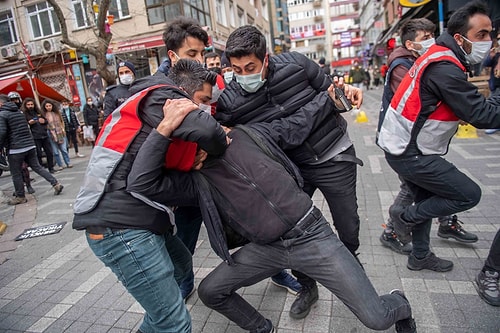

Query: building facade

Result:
[0,0,272,107]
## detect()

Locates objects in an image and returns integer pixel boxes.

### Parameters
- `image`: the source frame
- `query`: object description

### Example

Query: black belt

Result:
[281,206,322,239]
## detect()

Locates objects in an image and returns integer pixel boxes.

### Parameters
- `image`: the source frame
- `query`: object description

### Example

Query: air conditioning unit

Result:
[0,45,17,59]
[42,37,61,54]
[25,42,43,56]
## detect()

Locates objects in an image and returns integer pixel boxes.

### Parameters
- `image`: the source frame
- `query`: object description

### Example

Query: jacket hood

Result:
[0,101,19,113]
[157,59,172,76]
[388,46,416,67]
[128,73,178,95]
[436,32,470,71]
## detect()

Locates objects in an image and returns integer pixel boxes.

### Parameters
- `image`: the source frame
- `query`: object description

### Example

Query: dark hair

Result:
[168,59,217,97]
[0,94,8,104]
[163,17,209,53]
[225,25,267,62]
[20,97,37,113]
[41,99,61,114]
[400,18,436,46]
[447,1,489,36]
[204,51,220,63]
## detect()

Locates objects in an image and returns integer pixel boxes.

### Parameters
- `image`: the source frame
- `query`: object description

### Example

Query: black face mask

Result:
[209,67,222,75]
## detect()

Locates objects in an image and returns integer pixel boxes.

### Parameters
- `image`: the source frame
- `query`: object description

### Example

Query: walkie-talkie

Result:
[333,82,353,111]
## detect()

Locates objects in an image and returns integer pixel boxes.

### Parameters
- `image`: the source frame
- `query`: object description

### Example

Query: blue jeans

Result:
[50,137,71,167]
[198,216,411,331]
[385,151,481,257]
[86,228,192,333]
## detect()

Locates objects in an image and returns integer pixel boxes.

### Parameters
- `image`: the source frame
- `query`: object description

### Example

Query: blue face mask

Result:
[234,61,267,93]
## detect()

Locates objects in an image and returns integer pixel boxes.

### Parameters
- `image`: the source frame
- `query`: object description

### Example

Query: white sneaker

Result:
[76,153,85,158]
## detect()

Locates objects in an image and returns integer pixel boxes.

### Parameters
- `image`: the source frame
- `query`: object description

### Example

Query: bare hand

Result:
[38,118,45,124]
[192,149,208,170]
[157,98,199,137]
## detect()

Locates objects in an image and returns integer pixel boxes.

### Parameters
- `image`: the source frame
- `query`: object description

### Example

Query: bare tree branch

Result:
[46,0,116,85]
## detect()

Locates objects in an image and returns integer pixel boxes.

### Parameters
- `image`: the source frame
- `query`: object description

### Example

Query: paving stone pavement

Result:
[0,88,499,332]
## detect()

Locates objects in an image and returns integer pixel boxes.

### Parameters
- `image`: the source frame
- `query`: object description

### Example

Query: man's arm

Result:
[127,99,200,205]
[424,62,500,128]
[251,83,362,150]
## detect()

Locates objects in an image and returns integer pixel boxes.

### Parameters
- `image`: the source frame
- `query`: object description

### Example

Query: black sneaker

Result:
[407,252,453,272]
[437,215,478,243]
[380,230,413,255]
[289,284,318,319]
[390,290,416,333]
[389,208,413,244]
[250,319,274,333]
[475,270,500,306]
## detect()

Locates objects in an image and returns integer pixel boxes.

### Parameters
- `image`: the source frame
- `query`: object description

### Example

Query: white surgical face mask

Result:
[234,62,267,93]
[211,84,224,103]
[224,71,234,84]
[412,38,435,56]
[198,103,212,114]
[119,74,134,85]
[461,35,492,65]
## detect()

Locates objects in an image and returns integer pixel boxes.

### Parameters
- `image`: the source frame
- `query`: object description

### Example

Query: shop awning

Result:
[0,73,25,92]
[114,34,164,53]
[0,72,66,102]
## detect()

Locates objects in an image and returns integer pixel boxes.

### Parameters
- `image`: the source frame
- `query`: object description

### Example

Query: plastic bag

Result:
[83,125,95,141]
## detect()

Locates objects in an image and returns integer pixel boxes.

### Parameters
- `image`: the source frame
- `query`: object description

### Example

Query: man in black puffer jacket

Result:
[216,25,363,319]
[0,95,63,204]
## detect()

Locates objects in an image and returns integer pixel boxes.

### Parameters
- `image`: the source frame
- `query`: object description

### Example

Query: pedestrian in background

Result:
[0,94,63,205]
[82,97,100,146]
[21,98,55,174]
[60,100,84,158]
[103,61,136,120]
[42,99,72,170]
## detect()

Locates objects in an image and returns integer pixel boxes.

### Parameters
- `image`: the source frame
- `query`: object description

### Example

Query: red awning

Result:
[115,34,164,53]
[0,72,66,102]
[0,73,25,92]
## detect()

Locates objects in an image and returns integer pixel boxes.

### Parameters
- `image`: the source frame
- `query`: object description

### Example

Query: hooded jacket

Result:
[0,102,36,151]
[216,51,349,166]
[378,32,500,156]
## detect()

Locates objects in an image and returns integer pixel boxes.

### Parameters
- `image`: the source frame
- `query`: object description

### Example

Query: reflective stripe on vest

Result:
[378,45,465,155]
[74,84,197,215]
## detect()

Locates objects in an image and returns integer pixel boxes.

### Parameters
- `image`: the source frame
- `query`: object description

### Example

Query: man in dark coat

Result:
[102,61,136,120]
[82,96,101,144]
[216,25,363,319]
[0,94,63,204]
[22,98,55,173]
